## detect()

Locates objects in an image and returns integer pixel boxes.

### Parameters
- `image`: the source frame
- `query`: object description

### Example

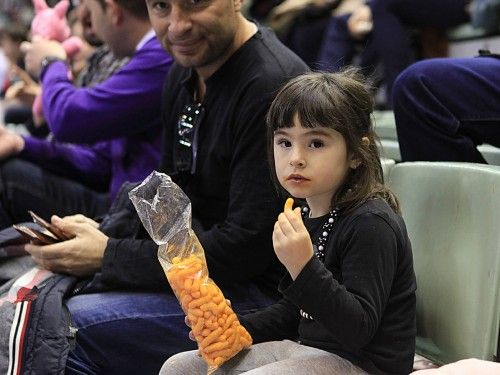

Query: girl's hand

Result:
[273,206,314,280]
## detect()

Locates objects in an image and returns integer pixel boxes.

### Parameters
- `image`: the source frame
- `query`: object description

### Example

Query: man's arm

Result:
[101,237,167,289]
[24,38,172,143]
[24,208,168,290]
[19,137,112,190]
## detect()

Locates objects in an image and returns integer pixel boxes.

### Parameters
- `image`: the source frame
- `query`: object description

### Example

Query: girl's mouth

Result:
[287,174,310,183]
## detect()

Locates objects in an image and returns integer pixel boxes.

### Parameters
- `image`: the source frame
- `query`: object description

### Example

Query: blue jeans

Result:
[65,285,277,375]
[393,57,500,162]
[0,159,109,228]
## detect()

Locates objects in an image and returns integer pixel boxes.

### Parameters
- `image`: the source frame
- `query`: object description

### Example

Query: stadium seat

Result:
[388,162,500,366]
[381,158,395,181]
[373,110,500,165]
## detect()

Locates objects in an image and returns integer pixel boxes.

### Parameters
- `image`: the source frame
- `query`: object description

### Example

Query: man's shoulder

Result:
[227,27,308,95]
[133,37,173,65]
[247,26,309,75]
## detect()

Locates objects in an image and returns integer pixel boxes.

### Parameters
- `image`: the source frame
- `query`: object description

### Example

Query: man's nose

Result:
[168,6,192,36]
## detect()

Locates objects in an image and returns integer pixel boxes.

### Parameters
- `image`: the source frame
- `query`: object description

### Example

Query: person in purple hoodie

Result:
[0,0,173,229]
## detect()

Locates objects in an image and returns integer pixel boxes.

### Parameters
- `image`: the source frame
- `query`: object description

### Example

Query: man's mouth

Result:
[169,38,202,52]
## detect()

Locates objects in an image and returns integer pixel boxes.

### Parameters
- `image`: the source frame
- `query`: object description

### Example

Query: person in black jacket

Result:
[22,0,308,373]
[160,70,417,375]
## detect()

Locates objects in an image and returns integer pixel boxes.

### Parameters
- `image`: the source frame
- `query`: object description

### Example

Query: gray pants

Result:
[159,340,368,375]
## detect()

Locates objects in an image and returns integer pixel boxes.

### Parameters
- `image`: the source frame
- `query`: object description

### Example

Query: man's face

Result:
[83,0,113,47]
[146,0,240,72]
[78,1,103,46]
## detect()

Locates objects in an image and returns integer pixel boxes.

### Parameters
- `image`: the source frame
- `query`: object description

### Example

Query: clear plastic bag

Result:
[129,172,252,374]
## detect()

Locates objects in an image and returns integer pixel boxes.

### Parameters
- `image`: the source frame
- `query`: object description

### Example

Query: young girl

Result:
[160,70,416,375]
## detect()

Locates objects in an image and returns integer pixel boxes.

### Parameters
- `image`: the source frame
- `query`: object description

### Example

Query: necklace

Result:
[298,205,339,321]
[301,206,339,261]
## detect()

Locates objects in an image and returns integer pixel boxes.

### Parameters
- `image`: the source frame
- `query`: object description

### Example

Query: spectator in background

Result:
[0,0,173,229]
[0,24,32,125]
[0,48,7,92]
[393,0,500,162]
[315,0,469,108]
[0,24,27,70]
[0,0,33,30]
[369,0,469,107]
[66,3,100,81]
[316,3,377,81]
[470,0,500,33]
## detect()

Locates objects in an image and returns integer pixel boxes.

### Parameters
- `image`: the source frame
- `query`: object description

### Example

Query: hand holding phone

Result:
[12,211,74,245]
[13,223,59,245]
[28,211,73,241]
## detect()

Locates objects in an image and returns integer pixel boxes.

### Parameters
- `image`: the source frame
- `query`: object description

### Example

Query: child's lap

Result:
[160,340,368,375]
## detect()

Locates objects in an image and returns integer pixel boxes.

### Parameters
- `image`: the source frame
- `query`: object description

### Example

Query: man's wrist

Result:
[40,56,66,77]
[16,135,26,153]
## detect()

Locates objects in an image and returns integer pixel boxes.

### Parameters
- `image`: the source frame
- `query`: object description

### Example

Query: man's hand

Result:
[25,215,108,277]
[21,36,67,78]
[61,213,100,229]
[0,125,25,160]
[272,207,313,280]
[4,64,42,107]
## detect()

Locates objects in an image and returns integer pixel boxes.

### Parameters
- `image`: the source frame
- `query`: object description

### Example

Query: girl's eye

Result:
[276,139,292,148]
[309,139,324,148]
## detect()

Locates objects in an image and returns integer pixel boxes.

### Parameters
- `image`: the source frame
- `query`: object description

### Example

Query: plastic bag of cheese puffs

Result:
[129,171,252,374]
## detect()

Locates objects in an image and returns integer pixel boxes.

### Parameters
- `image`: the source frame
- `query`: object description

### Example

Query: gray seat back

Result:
[388,162,500,364]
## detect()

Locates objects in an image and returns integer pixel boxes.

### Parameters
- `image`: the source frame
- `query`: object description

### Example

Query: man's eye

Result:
[185,0,208,7]
[310,140,324,148]
[149,1,169,12]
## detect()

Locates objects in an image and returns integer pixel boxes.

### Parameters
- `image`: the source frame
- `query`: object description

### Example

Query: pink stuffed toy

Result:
[30,0,82,121]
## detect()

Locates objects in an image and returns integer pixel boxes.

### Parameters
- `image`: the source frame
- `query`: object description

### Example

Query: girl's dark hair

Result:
[266,69,400,214]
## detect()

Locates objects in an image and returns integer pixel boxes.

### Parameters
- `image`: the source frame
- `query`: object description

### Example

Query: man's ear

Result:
[106,0,124,25]
[233,0,243,12]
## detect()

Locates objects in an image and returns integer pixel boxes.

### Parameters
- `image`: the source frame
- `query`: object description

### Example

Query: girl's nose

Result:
[289,149,306,168]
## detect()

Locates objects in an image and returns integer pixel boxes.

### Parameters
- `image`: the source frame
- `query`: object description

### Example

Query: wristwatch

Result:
[40,56,65,75]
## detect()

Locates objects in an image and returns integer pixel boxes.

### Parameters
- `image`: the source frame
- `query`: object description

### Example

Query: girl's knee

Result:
[159,351,205,375]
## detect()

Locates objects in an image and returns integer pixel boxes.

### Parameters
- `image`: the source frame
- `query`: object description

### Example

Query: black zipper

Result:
[63,304,78,351]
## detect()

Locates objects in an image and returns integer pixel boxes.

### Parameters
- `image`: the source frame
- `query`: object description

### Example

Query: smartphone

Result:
[28,211,73,241]
[13,224,59,245]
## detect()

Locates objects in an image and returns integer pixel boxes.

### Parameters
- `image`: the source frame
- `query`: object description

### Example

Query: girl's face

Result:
[273,116,355,217]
